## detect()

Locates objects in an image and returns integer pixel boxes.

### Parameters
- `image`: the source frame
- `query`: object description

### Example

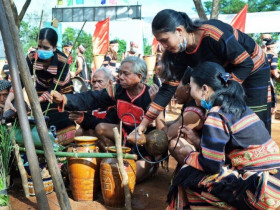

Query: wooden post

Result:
[0,2,50,209]
[2,0,72,209]
[7,123,30,198]
[113,126,132,210]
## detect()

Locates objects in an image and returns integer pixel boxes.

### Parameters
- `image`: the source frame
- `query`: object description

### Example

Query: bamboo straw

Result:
[18,147,137,160]
[44,20,87,116]
[113,126,132,210]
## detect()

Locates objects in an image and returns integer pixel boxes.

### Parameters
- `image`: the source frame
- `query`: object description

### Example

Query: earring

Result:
[200,95,212,110]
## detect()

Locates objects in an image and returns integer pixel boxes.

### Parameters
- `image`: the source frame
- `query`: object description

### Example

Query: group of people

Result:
[1,8,280,209]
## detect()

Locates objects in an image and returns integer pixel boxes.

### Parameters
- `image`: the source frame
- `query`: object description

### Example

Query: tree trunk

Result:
[210,0,220,19]
[9,0,19,27]
[193,0,208,20]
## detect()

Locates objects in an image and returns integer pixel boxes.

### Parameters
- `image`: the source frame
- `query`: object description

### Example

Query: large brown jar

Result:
[68,136,100,201]
[100,146,136,208]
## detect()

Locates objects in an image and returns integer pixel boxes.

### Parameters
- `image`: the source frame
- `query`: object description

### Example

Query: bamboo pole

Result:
[0,1,49,209]
[19,147,138,160]
[113,126,132,210]
[7,123,30,198]
[1,0,71,209]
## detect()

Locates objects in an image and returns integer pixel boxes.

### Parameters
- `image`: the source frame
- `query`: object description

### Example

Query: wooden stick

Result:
[113,126,132,210]
[2,1,68,209]
[7,123,30,198]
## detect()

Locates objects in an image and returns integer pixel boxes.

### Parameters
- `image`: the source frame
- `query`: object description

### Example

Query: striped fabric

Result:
[143,19,271,134]
[251,44,266,72]
[185,106,278,173]
[167,105,280,209]
[26,49,75,146]
[232,51,250,66]
[167,187,235,210]
[27,49,73,94]
[144,80,179,121]
[200,24,224,41]
[267,52,279,77]
[184,106,206,121]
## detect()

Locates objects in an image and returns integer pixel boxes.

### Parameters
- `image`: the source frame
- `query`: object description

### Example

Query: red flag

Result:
[231,4,248,32]
[152,37,159,55]
[92,17,110,55]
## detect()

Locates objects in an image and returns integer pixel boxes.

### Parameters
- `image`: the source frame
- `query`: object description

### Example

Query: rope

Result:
[120,110,184,164]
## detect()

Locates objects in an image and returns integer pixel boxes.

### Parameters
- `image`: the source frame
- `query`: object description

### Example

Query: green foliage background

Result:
[62,27,93,72]
[115,39,127,62]
[19,21,39,53]
[203,0,280,14]
[143,38,152,55]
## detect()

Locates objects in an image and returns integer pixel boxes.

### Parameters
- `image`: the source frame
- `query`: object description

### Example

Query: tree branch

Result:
[210,0,220,19]
[9,0,19,27]
[18,0,31,22]
[193,0,208,20]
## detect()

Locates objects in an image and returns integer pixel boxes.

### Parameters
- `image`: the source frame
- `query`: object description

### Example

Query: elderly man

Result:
[53,56,158,182]
[91,67,113,91]
[69,67,113,136]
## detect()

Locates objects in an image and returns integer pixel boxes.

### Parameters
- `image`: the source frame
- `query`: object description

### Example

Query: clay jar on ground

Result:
[100,146,136,208]
[68,136,100,201]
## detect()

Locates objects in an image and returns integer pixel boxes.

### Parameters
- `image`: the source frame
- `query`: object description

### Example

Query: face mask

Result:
[113,46,119,52]
[178,37,187,52]
[38,49,54,60]
[201,98,212,110]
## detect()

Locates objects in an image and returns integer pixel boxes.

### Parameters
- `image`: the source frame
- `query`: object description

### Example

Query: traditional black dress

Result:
[146,19,271,133]
[62,84,153,158]
[27,49,75,145]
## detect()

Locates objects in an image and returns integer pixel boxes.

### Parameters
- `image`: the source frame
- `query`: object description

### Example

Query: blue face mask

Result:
[38,49,54,60]
[201,99,212,110]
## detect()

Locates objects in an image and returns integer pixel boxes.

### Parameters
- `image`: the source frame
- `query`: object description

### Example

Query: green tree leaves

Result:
[62,27,93,66]
[203,0,280,14]
[19,21,39,53]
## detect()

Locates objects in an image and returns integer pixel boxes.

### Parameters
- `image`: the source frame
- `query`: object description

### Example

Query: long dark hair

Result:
[159,51,186,81]
[152,9,204,33]
[181,66,193,85]
[39,28,58,47]
[191,62,246,117]
[152,9,204,81]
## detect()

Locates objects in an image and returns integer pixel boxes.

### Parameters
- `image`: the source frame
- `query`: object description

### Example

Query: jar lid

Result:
[74,136,98,142]
[107,146,131,153]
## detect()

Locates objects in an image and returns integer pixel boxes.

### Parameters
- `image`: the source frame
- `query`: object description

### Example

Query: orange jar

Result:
[100,146,136,208]
[68,136,100,201]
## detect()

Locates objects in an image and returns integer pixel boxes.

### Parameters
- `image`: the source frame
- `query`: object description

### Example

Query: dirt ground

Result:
[8,97,280,210]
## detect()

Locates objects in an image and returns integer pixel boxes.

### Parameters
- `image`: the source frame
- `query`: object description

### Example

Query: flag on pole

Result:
[152,37,159,55]
[57,0,63,5]
[101,0,106,4]
[92,17,110,55]
[231,4,248,33]
[76,0,84,4]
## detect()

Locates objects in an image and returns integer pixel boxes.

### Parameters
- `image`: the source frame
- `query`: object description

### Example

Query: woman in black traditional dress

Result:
[138,9,271,135]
